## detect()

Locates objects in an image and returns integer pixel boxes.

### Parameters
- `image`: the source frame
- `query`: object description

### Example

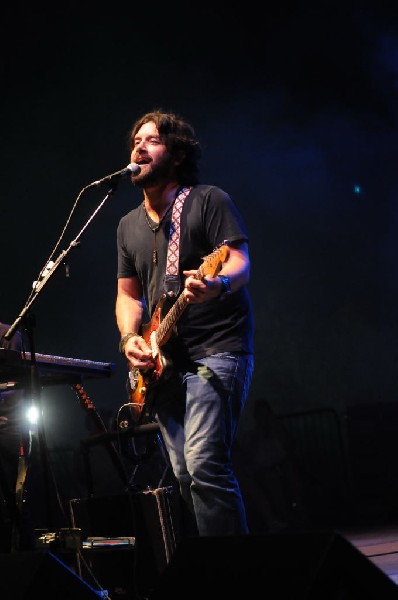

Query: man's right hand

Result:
[124,334,155,370]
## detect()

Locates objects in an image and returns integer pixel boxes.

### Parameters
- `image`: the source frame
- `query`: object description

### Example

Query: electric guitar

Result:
[72,383,129,487]
[126,243,230,423]
[72,382,109,433]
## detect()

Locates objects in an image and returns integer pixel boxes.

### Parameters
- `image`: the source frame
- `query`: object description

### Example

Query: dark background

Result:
[2,3,398,534]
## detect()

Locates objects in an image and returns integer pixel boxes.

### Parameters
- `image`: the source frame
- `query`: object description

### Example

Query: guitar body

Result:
[126,243,230,424]
[128,294,173,424]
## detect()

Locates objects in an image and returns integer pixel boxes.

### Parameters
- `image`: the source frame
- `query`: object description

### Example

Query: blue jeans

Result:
[155,352,254,536]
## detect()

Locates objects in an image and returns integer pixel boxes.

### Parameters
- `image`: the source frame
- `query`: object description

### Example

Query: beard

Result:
[133,153,176,188]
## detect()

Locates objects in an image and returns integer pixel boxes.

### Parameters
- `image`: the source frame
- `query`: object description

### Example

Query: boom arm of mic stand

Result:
[3,245,77,342]
[4,185,115,342]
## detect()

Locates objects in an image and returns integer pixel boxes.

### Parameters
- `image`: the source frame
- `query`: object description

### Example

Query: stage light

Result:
[26,404,39,426]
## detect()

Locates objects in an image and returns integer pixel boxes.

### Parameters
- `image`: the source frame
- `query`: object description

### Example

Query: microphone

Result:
[90,162,141,187]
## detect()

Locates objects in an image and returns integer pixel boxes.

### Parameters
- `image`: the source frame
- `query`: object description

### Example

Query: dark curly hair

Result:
[129,110,202,186]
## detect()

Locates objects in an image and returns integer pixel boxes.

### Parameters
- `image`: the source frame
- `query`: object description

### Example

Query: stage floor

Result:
[343,524,398,586]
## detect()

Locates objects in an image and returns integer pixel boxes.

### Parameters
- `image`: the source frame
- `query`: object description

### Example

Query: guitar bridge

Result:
[128,367,139,392]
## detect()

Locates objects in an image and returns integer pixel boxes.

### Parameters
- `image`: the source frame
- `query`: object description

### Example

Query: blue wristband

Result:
[219,275,232,298]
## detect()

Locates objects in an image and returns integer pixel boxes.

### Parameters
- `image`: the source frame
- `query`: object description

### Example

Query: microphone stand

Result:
[4,181,118,539]
[4,183,116,343]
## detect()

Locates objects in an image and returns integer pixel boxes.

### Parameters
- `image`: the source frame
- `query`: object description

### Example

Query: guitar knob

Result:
[139,386,146,395]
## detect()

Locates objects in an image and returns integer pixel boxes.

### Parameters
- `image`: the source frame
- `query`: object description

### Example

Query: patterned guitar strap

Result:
[163,186,192,296]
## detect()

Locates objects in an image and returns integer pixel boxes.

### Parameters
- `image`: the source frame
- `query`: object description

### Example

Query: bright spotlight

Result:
[26,405,39,426]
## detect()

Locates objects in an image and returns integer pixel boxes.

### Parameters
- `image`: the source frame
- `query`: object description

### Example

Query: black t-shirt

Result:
[117,184,254,363]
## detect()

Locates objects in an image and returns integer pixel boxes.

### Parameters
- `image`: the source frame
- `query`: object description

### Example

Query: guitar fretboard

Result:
[156,244,229,347]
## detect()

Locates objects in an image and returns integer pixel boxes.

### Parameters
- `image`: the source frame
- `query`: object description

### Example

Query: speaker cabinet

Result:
[149,531,398,599]
[0,550,102,599]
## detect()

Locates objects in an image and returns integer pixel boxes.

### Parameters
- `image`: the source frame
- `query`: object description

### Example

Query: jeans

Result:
[155,352,254,536]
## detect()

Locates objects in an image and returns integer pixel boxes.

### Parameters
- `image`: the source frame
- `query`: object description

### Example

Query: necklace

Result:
[143,201,175,265]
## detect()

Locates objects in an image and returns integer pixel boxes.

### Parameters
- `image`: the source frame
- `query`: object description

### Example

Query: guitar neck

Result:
[156,262,208,347]
[156,292,187,347]
[154,244,229,348]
